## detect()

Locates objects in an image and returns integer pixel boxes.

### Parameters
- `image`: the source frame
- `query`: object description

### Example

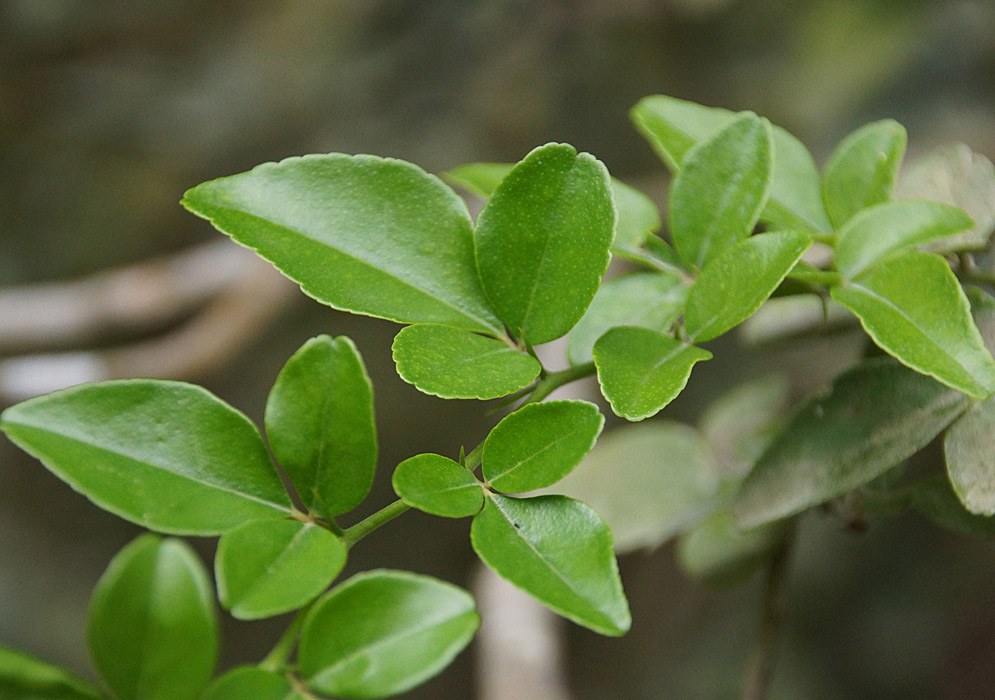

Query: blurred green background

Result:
[2,1,994,698]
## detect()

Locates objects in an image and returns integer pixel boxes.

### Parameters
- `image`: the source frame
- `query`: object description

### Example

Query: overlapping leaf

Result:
[201,667,303,700]
[392,453,484,518]
[944,395,995,516]
[0,647,102,700]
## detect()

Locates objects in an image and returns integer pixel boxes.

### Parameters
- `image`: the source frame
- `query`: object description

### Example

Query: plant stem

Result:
[741,533,793,700]
[259,601,313,672]
[523,362,596,406]
[341,498,410,548]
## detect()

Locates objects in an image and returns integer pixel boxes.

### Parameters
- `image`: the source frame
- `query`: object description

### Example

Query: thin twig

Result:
[741,531,794,700]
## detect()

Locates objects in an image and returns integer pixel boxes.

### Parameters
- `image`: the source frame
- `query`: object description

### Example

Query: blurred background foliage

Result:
[2,1,994,698]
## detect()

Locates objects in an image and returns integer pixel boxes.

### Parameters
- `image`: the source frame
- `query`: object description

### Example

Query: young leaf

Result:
[676,512,789,588]
[201,667,303,700]
[470,493,630,636]
[482,400,604,493]
[391,324,540,400]
[733,359,970,529]
[668,112,773,270]
[593,327,712,421]
[910,474,995,538]
[474,143,616,345]
[392,453,484,518]
[831,252,995,399]
[630,95,734,171]
[298,570,479,699]
[834,201,973,279]
[182,154,502,335]
[265,335,376,518]
[0,646,103,700]
[943,395,995,516]
[215,519,347,620]
[566,270,689,366]
[823,119,907,227]
[87,535,218,700]
[0,380,291,535]
[553,422,720,553]
[685,230,811,342]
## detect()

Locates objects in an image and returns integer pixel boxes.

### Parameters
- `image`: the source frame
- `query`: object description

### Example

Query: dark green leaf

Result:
[566,271,689,366]
[0,381,291,535]
[392,453,484,518]
[391,324,540,400]
[677,512,789,588]
[831,252,995,399]
[482,400,604,493]
[298,570,479,699]
[0,647,102,700]
[943,395,995,515]
[182,154,502,335]
[265,335,376,518]
[668,113,773,269]
[87,535,217,700]
[470,493,630,636]
[685,230,810,342]
[734,359,970,529]
[201,667,302,700]
[823,119,907,227]
[474,143,615,344]
[910,474,995,538]
[215,519,346,620]
[593,327,712,421]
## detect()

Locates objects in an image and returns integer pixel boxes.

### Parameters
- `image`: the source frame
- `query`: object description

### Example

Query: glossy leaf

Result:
[182,154,502,335]
[215,519,347,620]
[910,474,995,538]
[391,324,540,399]
[944,395,995,515]
[392,453,484,517]
[685,230,810,342]
[823,119,907,227]
[474,143,615,344]
[669,112,773,269]
[201,667,302,700]
[834,201,973,279]
[566,271,689,366]
[553,422,720,552]
[299,570,479,699]
[677,512,789,588]
[733,359,970,529]
[0,647,102,700]
[0,380,291,535]
[265,335,376,518]
[831,252,995,399]
[593,327,712,421]
[470,493,630,636]
[87,535,217,700]
[482,400,604,493]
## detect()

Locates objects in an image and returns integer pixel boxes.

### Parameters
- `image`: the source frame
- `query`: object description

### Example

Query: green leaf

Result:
[442,162,512,197]
[910,474,995,538]
[392,453,484,517]
[87,535,218,700]
[822,119,907,228]
[482,400,604,493]
[593,327,712,421]
[895,143,995,254]
[391,324,540,400]
[0,381,291,535]
[677,512,789,588]
[668,113,773,270]
[474,143,616,344]
[553,422,720,552]
[831,252,995,399]
[215,519,347,620]
[566,271,689,366]
[685,230,811,342]
[182,154,502,335]
[630,95,734,171]
[834,201,973,279]
[943,395,995,515]
[733,359,970,529]
[0,647,103,700]
[265,335,376,518]
[298,570,479,699]
[470,493,630,636]
[201,667,302,700]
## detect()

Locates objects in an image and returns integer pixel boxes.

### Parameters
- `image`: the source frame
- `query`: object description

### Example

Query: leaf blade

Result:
[0,647,103,700]
[392,453,484,518]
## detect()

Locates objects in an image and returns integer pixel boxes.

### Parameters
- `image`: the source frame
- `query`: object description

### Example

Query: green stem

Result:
[259,601,313,672]
[810,231,838,246]
[741,530,794,700]
[341,499,410,548]
[522,362,596,406]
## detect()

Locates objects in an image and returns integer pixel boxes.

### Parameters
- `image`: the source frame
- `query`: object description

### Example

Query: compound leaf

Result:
[0,647,102,700]
[944,395,995,515]
[392,453,484,518]
[823,119,907,227]
[0,381,291,535]
[201,667,303,700]
[470,493,630,636]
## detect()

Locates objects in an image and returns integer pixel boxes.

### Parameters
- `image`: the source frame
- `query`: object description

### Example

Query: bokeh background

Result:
[2,1,995,698]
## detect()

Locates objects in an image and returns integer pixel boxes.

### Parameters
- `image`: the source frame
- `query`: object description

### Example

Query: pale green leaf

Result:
[391,324,540,400]
[392,453,484,518]
[944,395,995,515]
[0,647,103,700]
[470,493,630,636]
[474,143,616,344]
[201,667,303,700]
[910,474,995,538]
[0,381,291,535]
[831,252,995,399]
[630,95,734,171]
[182,154,502,335]
[299,570,479,699]
[823,119,907,227]
[442,162,512,197]
[677,511,789,588]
